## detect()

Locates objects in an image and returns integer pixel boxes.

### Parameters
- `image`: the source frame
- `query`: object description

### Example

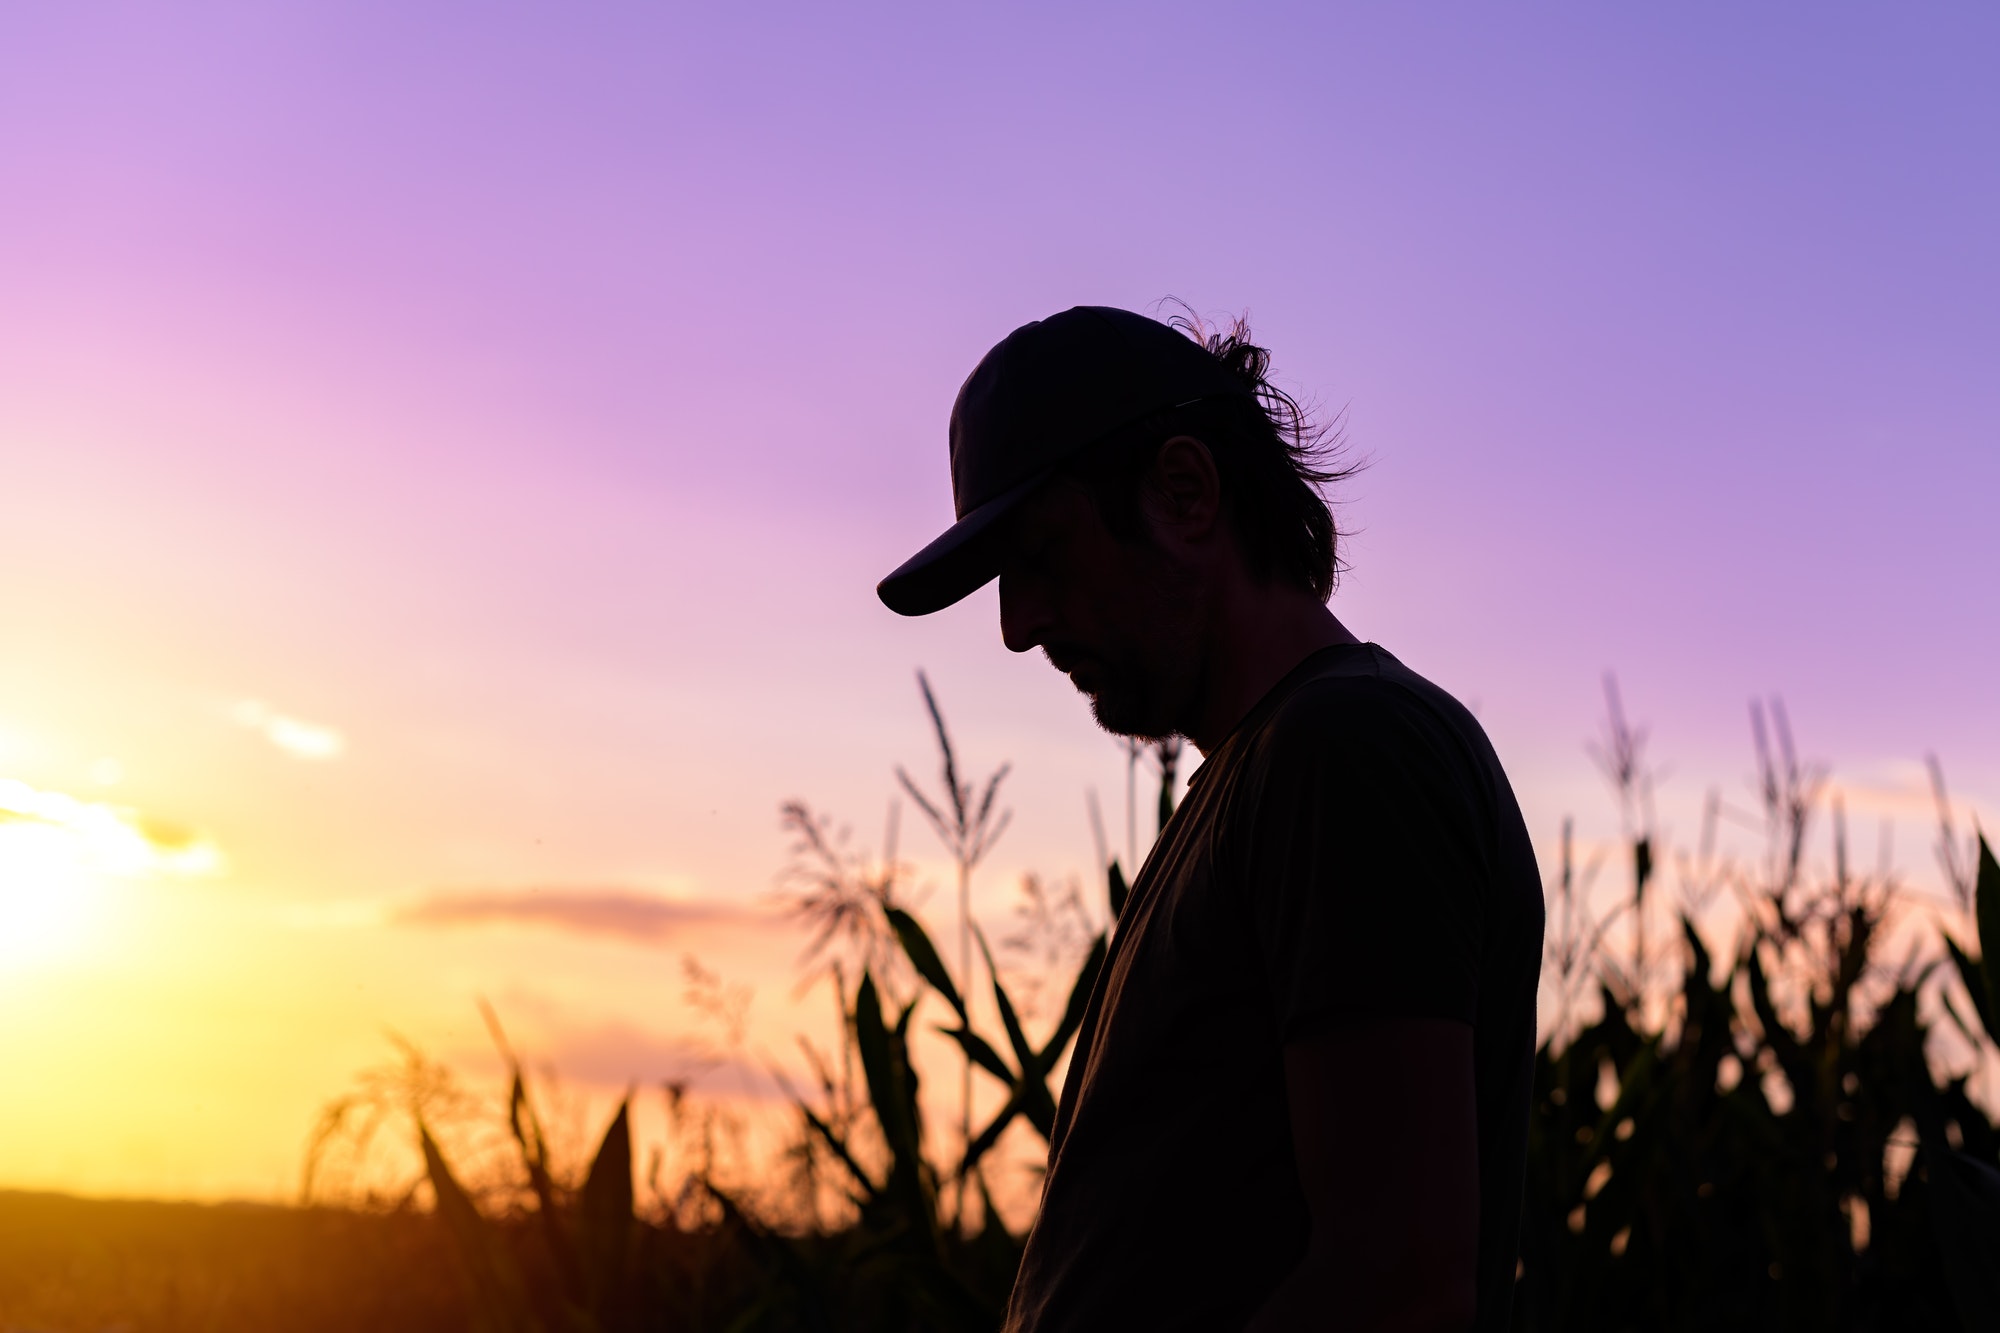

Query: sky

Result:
[1,2,1996,1201]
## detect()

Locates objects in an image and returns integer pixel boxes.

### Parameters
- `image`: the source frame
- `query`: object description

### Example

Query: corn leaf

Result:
[1039,933,1106,1067]
[887,906,965,1019]
[484,1003,584,1303]
[957,1062,1059,1168]
[1745,946,1805,1082]
[1926,1145,2000,1331]
[419,1123,542,1333]
[1019,1079,1060,1140]
[853,973,906,1152]
[1975,833,2000,1044]
[507,1073,584,1303]
[1947,934,1995,1045]
[972,925,1036,1075]
[1943,985,1987,1051]
[579,1099,633,1311]
[960,1083,1033,1174]
[958,1064,1058,1162]
[1681,915,1710,986]
[796,1101,878,1200]
[1107,860,1129,922]
[936,1024,1015,1085]
[853,971,926,1222]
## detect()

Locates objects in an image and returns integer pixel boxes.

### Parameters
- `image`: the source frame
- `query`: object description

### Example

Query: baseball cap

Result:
[877,305,1254,616]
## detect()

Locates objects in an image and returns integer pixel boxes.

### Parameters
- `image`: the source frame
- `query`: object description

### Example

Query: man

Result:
[877,306,1544,1332]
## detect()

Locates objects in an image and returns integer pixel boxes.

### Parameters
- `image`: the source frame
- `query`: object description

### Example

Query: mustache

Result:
[1041,644,1092,675]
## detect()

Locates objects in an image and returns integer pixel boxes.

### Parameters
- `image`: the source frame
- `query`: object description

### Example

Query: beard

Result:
[1035,524,1204,741]
[1051,577,1202,742]
[1081,663,1183,742]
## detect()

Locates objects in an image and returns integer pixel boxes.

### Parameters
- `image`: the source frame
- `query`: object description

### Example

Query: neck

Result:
[1183,581,1358,756]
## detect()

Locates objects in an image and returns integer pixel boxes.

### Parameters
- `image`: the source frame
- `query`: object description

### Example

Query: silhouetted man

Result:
[878,306,1545,1332]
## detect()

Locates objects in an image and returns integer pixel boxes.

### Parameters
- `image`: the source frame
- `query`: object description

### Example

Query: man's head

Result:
[878,305,1348,738]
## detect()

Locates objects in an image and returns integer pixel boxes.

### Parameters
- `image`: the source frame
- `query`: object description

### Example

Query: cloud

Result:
[0,775,223,879]
[393,887,759,945]
[231,699,345,760]
[511,1019,776,1099]
[275,899,387,928]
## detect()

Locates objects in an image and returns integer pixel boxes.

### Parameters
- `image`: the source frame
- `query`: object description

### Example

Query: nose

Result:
[998,572,1051,655]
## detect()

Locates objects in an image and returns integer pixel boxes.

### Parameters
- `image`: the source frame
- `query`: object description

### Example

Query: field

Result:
[0,1190,462,1332]
[6,687,1999,1333]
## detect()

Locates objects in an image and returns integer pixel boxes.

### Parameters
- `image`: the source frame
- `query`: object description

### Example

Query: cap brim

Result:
[876,470,1048,616]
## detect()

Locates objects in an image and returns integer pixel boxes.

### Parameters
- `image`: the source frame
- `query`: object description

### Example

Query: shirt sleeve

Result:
[1234,680,1489,1038]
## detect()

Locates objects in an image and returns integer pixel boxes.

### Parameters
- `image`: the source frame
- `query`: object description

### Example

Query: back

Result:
[1005,643,1545,1332]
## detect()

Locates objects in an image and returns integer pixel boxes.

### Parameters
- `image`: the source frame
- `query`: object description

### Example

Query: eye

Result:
[1021,526,1067,575]
[1006,521,1050,567]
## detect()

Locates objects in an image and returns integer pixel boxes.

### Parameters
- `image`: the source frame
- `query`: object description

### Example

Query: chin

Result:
[1085,687,1177,743]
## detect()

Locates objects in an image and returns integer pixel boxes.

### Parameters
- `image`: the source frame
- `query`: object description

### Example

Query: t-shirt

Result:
[1003,642,1545,1333]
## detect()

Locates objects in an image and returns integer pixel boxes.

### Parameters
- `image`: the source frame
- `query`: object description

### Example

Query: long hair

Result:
[1060,303,1358,601]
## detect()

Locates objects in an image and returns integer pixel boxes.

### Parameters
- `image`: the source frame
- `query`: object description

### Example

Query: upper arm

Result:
[1238,683,1492,1327]
[1283,1016,1479,1330]
[1241,688,1488,1037]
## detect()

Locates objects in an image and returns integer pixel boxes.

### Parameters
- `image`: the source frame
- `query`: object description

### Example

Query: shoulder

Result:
[1215,647,1507,838]
[1256,645,1484,761]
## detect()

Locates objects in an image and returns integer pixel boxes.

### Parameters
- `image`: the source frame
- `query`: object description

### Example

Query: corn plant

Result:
[1514,703,2000,1333]
[1932,834,2000,1327]
[416,1008,638,1333]
[669,680,1143,1329]
[307,676,2000,1333]
[885,895,1105,1182]
[895,671,1011,1196]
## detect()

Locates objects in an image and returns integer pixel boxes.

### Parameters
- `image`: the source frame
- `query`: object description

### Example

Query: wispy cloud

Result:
[0,776,222,879]
[275,899,387,929]
[393,887,759,945]
[231,699,345,760]
[508,1019,776,1099]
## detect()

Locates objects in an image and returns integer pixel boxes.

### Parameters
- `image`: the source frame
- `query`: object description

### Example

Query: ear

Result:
[1142,435,1224,541]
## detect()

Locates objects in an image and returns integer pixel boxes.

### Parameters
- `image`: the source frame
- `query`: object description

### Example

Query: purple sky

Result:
[1,4,1996,1196]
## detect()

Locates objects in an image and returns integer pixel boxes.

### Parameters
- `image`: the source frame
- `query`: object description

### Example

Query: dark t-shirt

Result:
[1003,643,1545,1333]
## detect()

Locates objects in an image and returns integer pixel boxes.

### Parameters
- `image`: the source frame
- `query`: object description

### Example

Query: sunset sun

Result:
[0,779,219,968]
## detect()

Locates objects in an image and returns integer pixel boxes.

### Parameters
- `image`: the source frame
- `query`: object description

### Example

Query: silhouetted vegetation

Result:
[1517,693,2000,1331]
[11,681,1998,1332]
